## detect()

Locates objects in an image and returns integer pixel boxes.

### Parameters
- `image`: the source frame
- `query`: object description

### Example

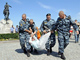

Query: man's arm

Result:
[9,5,12,8]
[19,21,32,33]
[33,24,37,33]
[70,20,79,34]
[19,21,28,32]
[19,21,25,32]
[51,19,59,31]
[40,21,44,32]
[40,21,47,33]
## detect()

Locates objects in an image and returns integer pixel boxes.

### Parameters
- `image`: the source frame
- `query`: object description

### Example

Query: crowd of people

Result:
[19,11,80,60]
[69,20,80,43]
[10,25,19,33]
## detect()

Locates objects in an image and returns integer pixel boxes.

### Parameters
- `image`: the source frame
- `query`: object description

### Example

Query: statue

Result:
[0,2,13,34]
[3,2,12,21]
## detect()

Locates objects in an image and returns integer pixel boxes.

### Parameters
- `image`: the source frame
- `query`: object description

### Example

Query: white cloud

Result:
[38,2,52,9]
[12,0,22,4]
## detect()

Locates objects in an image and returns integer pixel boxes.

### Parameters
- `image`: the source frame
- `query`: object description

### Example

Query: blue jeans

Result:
[74,31,79,42]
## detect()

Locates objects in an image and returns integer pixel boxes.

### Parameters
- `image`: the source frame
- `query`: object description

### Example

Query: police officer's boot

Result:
[22,46,27,54]
[27,50,30,57]
[61,53,66,60]
[34,49,38,54]
[58,51,61,55]
[75,41,77,43]
[50,46,52,53]
[47,49,50,56]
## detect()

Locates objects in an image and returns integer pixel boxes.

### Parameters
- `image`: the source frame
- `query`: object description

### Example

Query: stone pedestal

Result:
[0,19,13,34]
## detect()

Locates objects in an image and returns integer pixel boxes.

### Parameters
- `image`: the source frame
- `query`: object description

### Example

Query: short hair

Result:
[16,25,18,27]
[75,20,77,21]
[22,14,26,17]
[59,11,64,15]
[46,13,51,16]
[30,19,33,22]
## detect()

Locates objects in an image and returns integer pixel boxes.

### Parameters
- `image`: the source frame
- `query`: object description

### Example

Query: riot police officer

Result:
[19,14,32,57]
[52,11,79,60]
[40,13,56,56]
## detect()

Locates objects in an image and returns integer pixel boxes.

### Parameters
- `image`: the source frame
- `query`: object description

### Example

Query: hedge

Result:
[0,33,19,39]
[0,31,58,41]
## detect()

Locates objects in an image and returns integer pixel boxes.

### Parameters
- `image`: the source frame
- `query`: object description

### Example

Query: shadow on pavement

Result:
[50,51,60,58]
[15,49,60,58]
[31,50,46,55]
[15,49,23,53]
[30,50,60,58]
[69,41,75,43]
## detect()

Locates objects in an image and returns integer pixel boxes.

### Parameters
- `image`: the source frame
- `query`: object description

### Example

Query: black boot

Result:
[61,53,66,60]
[34,49,38,54]
[22,46,27,54]
[27,50,30,57]
[47,49,50,56]
[50,47,52,53]
[75,41,77,43]
[58,51,61,55]
[30,46,33,53]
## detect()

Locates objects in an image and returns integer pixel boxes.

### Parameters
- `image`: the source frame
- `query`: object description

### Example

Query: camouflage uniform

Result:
[40,19,56,50]
[19,19,31,50]
[52,17,78,53]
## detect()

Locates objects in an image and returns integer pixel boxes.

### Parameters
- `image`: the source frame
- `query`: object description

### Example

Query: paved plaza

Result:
[0,36,80,60]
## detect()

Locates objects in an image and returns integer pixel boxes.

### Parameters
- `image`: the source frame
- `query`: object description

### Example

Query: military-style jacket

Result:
[19,18,29,34]
[52,17,78,34]
[40,19,55,32]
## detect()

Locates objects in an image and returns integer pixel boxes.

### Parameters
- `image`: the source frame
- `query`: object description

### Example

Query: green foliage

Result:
[0,31,58,41]
[0,33,19,40]
[55,31,58,36]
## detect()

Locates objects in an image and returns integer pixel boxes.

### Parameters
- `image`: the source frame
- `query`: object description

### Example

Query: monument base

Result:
[0,19,13,34]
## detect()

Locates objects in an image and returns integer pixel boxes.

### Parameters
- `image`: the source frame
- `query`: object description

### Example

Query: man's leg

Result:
[19,34,26,54]
[74,31,77,43]
[50,33,56,53]
[64,35,69,49]
[26,35,31,57]
[45,38,50,56]
[77,34,79,43]
[58,35,66,59]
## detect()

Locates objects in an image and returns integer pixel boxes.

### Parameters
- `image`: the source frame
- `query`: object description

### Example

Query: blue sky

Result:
[0,0,80,27]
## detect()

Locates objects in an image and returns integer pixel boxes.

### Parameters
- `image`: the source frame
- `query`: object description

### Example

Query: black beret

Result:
[46,13,51,16]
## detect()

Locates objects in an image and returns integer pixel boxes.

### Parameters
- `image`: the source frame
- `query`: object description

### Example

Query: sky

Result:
[0,0,80,27]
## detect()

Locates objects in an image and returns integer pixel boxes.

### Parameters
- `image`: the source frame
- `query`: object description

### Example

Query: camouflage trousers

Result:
[46,33,56,50]
[58,32,69,53]
[19,33,31,50]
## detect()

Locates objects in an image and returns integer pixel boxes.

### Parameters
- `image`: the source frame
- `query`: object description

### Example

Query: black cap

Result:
[46,13,51,16]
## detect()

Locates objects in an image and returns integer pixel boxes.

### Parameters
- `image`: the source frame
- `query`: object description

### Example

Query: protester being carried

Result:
[28,19,38,53]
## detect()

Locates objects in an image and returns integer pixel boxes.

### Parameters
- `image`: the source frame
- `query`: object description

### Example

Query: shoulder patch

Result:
[59,20,61,21]
[24,22,25,24]
[44,22,47,24]
[20,24,23,26]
